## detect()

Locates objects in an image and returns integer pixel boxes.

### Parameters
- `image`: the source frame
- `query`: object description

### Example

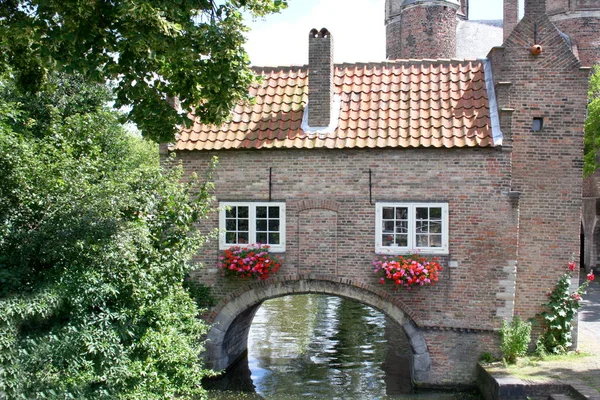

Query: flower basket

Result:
[217,244,281,280]
[373,254,442,289]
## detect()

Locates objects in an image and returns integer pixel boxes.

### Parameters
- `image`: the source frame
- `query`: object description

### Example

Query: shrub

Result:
[0,74,214,399]
[479,352,496,363]
[500,315,532,364]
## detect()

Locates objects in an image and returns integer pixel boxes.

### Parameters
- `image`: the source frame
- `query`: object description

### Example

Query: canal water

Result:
[205,294,481,400]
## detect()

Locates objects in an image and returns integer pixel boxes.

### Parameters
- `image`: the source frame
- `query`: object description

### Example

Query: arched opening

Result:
[206,294,414,398]
[203,277,431,388]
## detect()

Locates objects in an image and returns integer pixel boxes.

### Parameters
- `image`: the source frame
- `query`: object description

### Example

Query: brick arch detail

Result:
[204,274,431,383]
[295,199,341,213]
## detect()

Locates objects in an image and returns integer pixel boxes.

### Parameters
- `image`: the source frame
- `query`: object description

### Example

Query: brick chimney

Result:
[525,0,546,15]
[504,0,519,40]
[308,28,333,128]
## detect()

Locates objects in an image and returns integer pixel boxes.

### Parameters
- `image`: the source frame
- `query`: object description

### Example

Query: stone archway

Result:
[204,275,431,384]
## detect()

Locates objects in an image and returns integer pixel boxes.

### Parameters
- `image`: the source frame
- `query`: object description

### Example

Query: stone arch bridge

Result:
[202,274,433,384]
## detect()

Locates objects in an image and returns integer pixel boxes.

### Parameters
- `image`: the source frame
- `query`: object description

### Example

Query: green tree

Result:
[584,65,600,176]
[0,0,287,142]
[0,74,216,399]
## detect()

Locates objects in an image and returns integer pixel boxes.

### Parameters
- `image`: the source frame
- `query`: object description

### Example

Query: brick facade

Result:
[172,0,594,387]
[179,145,517,384]
[551,15,600,67]
[488,5,590,319]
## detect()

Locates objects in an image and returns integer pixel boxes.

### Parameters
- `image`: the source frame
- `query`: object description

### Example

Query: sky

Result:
[244,0,506,66]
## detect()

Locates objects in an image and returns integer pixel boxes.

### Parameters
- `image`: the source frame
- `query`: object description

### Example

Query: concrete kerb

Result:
[203,275,432,382]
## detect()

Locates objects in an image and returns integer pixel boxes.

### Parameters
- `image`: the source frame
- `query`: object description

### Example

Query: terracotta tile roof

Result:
[175,59,499,151]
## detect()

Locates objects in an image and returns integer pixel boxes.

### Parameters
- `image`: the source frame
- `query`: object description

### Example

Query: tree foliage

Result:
[584,65,600,176]
[0,74,216,399]
[0,0,287,142]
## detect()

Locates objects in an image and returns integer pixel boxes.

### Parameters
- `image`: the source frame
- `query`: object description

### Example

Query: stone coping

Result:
[477,363,600,400]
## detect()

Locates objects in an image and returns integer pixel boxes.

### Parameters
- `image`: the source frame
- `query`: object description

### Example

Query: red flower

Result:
[568,261,576,271]
[587,272,595,282]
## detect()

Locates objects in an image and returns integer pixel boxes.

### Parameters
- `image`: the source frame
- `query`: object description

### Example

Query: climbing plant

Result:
[536,261,595,354]
[584,65,600,176]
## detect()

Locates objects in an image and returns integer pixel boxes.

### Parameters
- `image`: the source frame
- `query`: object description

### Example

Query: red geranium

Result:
[217,244,281,280]
[373,254,442,289]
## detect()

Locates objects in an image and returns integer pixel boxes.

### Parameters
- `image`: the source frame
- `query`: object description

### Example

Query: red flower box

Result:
[218,244,281,280]
[373,254,442,289]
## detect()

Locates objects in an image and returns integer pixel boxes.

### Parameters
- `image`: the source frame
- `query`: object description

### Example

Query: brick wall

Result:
[551,16,600,67]
[386,3,457,60]
[547,0,569,14]
[178,146,517,333]
[489,10,589,320]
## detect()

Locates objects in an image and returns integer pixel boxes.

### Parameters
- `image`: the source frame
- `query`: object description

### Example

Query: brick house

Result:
[165,0,596,386]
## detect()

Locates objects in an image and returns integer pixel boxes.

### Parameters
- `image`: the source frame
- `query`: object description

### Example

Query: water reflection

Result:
[205,294,481,400]
[249,295,399,399]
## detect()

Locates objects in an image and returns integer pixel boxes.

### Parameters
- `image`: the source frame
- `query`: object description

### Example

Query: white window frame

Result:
[375,202,449,255]
[218,201,286,253]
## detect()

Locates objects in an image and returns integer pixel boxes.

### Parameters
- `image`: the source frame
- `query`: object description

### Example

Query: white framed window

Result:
[219,202,286,252]
[375,202,448,254]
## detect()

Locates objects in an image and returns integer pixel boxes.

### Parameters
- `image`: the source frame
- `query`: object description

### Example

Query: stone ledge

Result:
[477,363,600,400]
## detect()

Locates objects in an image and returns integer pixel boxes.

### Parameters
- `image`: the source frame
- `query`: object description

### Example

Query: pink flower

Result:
[568,261,576,271]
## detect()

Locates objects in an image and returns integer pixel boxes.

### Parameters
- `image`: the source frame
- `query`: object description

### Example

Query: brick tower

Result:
[385,0,461,59]
[546,0,600,66]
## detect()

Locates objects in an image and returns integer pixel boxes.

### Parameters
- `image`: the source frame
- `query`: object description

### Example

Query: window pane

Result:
[431,235,442,247]
[256,219,267,231]
[383,221,394,233]
[416,221,428,233]
[382,234,393,247]
[269,206,280,218]
[430,221,442,234]
[257,206,267,218]
[269,220,280,231]
[226,207,236,218]
[382,207,394,219]
[238,219,249,231]
[238,207,249,218]
[416,234,428,247]
[269,233,280,244]
[257,232,267,244]
[225,219,236,231]
[416,207,429,220]
[238,232,249,243]
[395,235,408,247]
[395,207,408,220]
[396,220,407,233]
[430,207,442,219]
[226,232,236,244]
